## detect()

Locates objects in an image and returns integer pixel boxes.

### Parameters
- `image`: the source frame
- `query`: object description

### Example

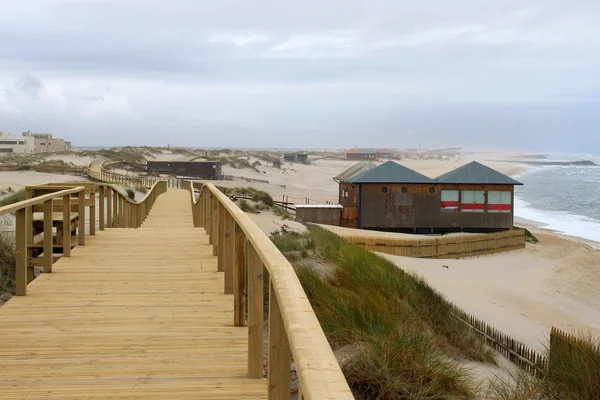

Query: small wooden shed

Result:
[295,204,342,226]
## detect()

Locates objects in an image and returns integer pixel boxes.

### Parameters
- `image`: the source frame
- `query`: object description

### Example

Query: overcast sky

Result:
[1,0,599,152]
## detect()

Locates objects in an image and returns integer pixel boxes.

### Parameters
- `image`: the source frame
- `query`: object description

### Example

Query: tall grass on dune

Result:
[270,227,495,399]
[0,189,26,207]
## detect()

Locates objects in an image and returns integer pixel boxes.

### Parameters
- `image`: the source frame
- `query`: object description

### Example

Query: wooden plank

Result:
[247,243,264,378]
[107,188,113,228]
[268,279,291,399]
[15,208,27,296]
[43,199,53,273]
[62,194,71,257]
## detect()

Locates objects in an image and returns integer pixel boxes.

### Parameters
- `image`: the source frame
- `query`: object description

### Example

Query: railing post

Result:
[107,188,112,228]
[247,243,264,377]
[90,191,96,235]
[207,192,213,243]
[15,208,27,296]
[99,186,105,230]
[62,194,71,257]
[218,203,225,273]
[113,190,118,227]
[205,191,210,235]
[268,280,291,399]
[199,188,206,228]
[78,190,85,245]
[224,213,235,295]
[212,194,218,256]
[43,199,53,273]
[233,223,246,322]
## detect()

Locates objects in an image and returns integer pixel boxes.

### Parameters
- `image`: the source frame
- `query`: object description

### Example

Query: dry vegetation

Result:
[269,226,599,399]
[270,226,494,399]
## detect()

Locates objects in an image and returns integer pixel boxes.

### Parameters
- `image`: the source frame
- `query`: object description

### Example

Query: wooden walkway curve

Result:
[0,189,267,399]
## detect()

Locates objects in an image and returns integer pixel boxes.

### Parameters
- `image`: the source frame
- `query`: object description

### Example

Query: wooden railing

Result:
[2,180,167,297]
[88,158,184,189]
[186,182,352,400]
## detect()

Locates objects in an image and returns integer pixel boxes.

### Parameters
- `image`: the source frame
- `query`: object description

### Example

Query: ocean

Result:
[513,154,600,242]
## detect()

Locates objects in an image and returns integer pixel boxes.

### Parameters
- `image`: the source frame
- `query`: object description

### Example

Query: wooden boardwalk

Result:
[0,189,267,399]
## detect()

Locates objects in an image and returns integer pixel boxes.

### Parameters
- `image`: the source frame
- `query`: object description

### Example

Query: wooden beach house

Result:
[336,160,523,233]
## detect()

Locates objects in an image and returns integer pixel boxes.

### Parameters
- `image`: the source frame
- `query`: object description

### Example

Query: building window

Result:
[401,187,408,193]
[441,190,459,211]
[18,140,24,145]
[429,187,435,193]
[381,186,388,193]
[461,190,485,212]
[0,148,14,153]
[488,191,512,213]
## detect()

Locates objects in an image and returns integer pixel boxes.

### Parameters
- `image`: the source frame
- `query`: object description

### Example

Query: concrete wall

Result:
[34,137,67,153]
[0,133,35,154]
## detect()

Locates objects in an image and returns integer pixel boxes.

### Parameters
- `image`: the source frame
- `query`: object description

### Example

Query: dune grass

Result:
[270,227,495,399]
[0,189,26,207]
[0,232,15,296]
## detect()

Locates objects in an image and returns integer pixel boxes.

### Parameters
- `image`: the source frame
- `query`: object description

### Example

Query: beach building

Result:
[146,161,222,179]
[346,148,378,160]
[283,152,310,164]
[334,161,522,233]
[0,132,35,154]
[376,149,394,159]
[22,132,68,153]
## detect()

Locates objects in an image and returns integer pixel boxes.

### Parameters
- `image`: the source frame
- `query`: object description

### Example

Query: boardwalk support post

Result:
[268,279,291,399]
[212,194,218,256]
[99,186,105,231]
[78,190,85,246]
[15,208,27,296]
[106,187,112,228]
[43,199,53,273]
[224,213,235,295]
[63,194,71,257]
[247,243,263,377]
[90,191,96,235]
[233,223,246,320]
[218,203,225,273]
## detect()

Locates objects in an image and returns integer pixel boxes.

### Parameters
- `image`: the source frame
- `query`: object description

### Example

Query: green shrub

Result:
[238,199,257,213]
[0,189,26,207]
[125,188,135,200]
[252,190,273,206]
[0,231,16,296]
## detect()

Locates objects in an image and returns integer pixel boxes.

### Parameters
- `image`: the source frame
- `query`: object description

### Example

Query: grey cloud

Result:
[0,0,599,151]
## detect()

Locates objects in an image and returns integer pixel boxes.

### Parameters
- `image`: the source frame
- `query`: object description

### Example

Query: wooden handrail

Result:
[12,180,168,297]
[186,181,352,400]
[0,187,83,216]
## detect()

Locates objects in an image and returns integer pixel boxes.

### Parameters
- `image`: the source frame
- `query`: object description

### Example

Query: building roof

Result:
[346,148,378,154]
[435,161,523,185]
[347,161,435,184]
[333,162,376,182]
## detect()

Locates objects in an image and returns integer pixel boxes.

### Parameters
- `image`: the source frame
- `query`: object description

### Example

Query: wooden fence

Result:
[186,182,352,400]
[340,228,526,259]
[451,305,548,377]
[3,180,167,296]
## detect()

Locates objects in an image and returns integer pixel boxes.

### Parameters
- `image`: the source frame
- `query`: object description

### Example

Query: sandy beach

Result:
[0,149,598,352]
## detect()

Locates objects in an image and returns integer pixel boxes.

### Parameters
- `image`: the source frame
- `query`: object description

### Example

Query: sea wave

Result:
[514,197,600,242]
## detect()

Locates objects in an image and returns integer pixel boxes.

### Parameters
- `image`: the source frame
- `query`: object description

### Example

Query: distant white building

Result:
[0,132,35,154]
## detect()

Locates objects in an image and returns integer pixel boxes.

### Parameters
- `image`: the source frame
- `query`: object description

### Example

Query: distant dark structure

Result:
[283,152,310,164]
[346,149,377,160]
[146,161,222,179]
[337,161,522,233]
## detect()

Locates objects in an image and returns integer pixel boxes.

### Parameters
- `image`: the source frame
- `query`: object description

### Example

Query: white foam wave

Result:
[514,197,600,242]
